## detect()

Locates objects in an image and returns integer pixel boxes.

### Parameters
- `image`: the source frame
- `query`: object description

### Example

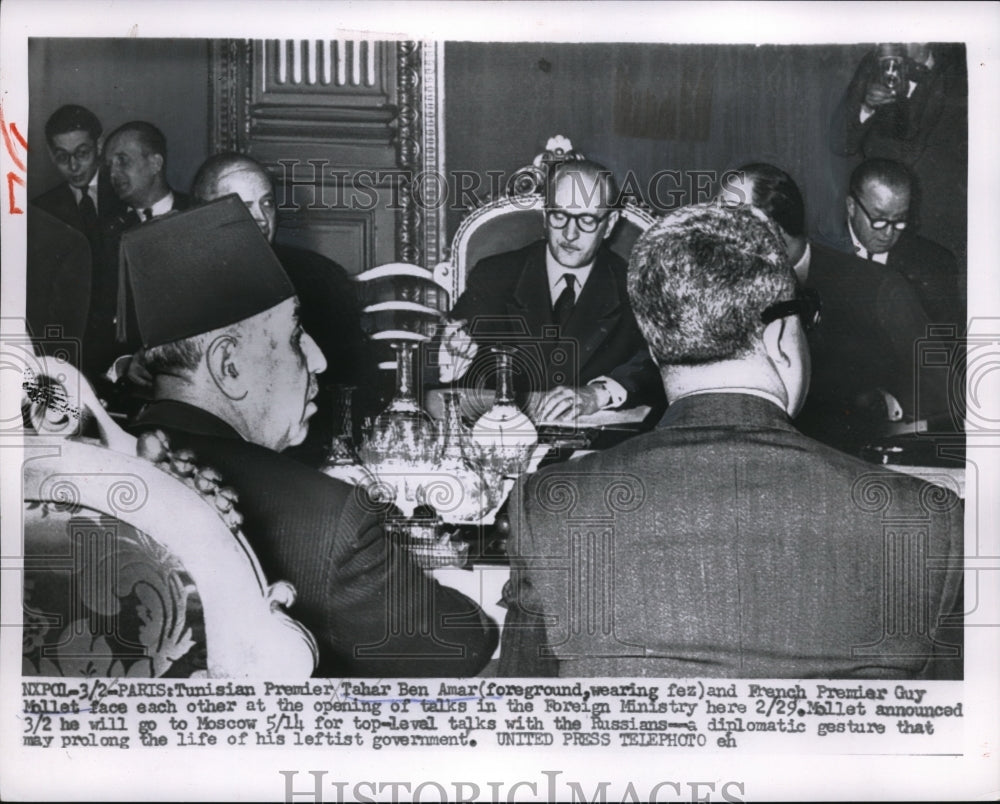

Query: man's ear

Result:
[762,317,793,368]
[149,152,165,175]
[602,209,621,240]
[845,196,856,218]
[205,334,248,400]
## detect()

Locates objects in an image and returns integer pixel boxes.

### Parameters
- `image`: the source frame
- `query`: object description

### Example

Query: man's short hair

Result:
[45,105,102,146]
[105,121,168,161]
[546,157,621,210]
[191,152,269,202]
[849,158,912,197]
[733,162,806,238]
[142,332,209,376]
[628,203,795,366]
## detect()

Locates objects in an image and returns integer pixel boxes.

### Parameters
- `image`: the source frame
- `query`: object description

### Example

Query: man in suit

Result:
[103,121,189,226]
[720,162,953,450]
[829,43,967,265]
[500,202,963,679]
[31,106,126,377]
[92,122,192,393]
[435,158,665,423]
[123,197,498,677]
[837,158,962,327]
[33,105,123,250]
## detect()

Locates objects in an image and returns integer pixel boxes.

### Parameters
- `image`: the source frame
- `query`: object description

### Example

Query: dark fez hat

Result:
[117,195,295,348]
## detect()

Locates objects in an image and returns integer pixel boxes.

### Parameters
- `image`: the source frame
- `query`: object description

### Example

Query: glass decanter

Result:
[421,390,496,523]
[359,341,439,516]
[321,386,373,486]
[470,346,538,478]
[360,342,437,466]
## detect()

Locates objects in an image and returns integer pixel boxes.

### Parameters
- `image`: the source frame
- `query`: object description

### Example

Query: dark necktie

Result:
[78,190,97,231]
[553,273,577,327]
[142,208,154,222]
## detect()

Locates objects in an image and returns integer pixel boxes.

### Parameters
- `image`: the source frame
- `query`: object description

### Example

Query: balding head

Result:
[192,153,277,242]
[544,158,621,269]
[847,159,911,255]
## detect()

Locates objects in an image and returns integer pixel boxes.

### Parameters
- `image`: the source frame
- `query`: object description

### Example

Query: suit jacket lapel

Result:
[508,244,554,335]
[563,253,622,368]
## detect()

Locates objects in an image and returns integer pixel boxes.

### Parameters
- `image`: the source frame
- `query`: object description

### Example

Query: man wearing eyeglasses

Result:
[436,158,664,423]
[499,202,963,679]
[843,159,961,327]
[33,105,124,250]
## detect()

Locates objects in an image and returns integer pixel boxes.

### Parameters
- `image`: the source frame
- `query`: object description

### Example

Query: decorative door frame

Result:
[208,38,446,269]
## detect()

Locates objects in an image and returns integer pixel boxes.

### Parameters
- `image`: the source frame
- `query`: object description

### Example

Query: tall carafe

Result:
[361,342,437,466]
[321,385,372,485]
[423,390,496,522]
[470,346,538,478]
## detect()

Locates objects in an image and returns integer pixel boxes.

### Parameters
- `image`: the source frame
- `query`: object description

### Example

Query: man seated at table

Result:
[432,158,665,423]
[499,202,963,679]
[122,197,497,677]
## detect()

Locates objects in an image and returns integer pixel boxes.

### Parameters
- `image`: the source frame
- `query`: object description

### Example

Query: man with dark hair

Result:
[104,121,189,224]
[435,157,664,421]
[500,202,963,679]
[718,163,810,283]
[124,197,498,676]
[842,158,961,326]
[33,104,123,246]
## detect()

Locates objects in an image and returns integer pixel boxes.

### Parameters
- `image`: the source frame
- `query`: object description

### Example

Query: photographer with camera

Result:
[829,43,968,268]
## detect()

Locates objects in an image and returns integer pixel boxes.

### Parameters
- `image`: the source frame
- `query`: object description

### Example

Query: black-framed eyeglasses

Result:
[52,144,95,166]
[761,287,822,331]
[850,193,908,231]
[546,209,611,234]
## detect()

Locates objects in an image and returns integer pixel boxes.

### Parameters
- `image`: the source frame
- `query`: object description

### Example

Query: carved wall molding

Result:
[394,41,422,267]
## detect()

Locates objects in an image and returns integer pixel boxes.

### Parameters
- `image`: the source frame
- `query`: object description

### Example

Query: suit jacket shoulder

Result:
[503,393,963,678]
[32,183,78,228]
[131,401,497,677]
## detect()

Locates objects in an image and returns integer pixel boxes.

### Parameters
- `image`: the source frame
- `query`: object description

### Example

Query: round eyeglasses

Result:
[546,209,611,234]
[851,193,908,231]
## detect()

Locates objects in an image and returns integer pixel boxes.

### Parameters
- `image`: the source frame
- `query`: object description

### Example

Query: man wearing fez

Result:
[124,197,497,676]
[435,158,664,422]
[500,203,962,679]
[189,153,376,464]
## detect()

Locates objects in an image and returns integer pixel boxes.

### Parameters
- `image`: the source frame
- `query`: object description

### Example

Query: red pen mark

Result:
[1,104,29,214]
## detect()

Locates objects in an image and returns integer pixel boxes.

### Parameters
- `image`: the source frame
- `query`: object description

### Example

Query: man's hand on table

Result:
[535,384,602,423]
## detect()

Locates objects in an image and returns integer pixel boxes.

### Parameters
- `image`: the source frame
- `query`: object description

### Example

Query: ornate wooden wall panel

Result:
[208,39,445,275]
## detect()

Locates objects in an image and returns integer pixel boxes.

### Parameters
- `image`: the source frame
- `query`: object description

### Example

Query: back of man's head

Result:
[628,203,795,366]
[191,152,268,202]
[731,163,806,239]
[45,105,102,146]
[106,121,168,163]
[849,158,912,198]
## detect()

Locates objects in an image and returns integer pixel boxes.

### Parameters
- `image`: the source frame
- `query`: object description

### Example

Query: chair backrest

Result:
[432,136,656,302]
[21,357,318,678]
